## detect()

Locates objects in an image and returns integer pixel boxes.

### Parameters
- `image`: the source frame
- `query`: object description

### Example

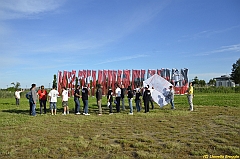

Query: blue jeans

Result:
[83,100,88,114]
[74,98,80,113]
[170,99,175,109]
[128,98,133,113]
[39,100,47,114]
[136,100,141,112]
[50,102,57,110]
[31,103,36,116]
[16,98,20,105]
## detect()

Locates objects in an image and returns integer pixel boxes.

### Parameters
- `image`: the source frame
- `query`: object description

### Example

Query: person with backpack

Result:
[30,84,37,116]
[127,86,134,115]
[26,88,32,115]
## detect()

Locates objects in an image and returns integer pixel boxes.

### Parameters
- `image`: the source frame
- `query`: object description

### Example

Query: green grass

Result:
[0,93,239,159]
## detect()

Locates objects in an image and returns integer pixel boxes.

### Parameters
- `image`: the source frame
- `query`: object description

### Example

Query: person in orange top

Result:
[38,85,48,114]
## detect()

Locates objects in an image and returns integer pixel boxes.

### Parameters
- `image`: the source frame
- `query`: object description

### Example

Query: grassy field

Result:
[0,93,239,159]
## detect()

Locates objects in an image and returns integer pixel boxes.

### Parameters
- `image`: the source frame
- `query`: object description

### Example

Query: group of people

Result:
[23,82,194,116]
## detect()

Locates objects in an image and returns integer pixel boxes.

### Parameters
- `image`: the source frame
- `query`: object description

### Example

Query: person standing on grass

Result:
[48,85,59,115]
[127,86,134,115]
[15,89,23,105]
[168,86,175,110]
[26,88,32,115]
[148,85,154,109]
[96,84,103,115]
[62,87,69,115]
[120,84,126,111]
[30,84,37,116]
[143,86,151,113]
[187,82,194,111]
[115,84,121,113]
[82,84,90,115]
[37,85,48,114]
[74,85,81,115]
[107,86,113,115]
[135,87,142,112]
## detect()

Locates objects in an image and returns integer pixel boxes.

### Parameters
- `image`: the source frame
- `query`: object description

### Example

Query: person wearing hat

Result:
[168,86,175,109]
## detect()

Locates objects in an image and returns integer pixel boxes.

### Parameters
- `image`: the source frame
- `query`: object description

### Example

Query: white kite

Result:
[143,74,173,107]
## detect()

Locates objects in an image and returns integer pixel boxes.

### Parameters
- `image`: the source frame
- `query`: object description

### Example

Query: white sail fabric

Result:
[143,74,173,107]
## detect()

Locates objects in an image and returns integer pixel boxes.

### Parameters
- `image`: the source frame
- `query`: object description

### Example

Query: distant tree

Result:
[11,82,15,87]
[199,80,206,87]
[231,58,240,84]
[11,82,21,90]
[208,79,216,86]
[192,76,199,85]
[53,74,57,88]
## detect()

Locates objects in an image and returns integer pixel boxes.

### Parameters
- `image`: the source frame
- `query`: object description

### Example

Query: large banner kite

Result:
[143,74,173,107]
[57,68,188,96]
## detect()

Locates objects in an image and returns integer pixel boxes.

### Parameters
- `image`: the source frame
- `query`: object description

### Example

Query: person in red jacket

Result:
[38,85,48,114]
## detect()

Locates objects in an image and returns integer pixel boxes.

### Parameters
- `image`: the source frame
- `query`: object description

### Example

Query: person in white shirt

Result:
[62,87,69,115]
[115,84,121,113]
[148,85,154,109]
[15,89,23,105]
[168,86,175,109]
[48,86,59,115]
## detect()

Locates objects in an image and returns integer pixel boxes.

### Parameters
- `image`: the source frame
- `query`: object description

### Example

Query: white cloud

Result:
[95,54,148,65]
[180,25,240,41]
[0,0,66,20]
[194,44,240,56]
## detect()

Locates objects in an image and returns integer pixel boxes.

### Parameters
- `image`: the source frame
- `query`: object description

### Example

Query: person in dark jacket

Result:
[74,85,81,115]
[82,84,90,115]
[143,86,151,113]
[96,84,103,115]
[127,86,134,115]
[135,87,142,112]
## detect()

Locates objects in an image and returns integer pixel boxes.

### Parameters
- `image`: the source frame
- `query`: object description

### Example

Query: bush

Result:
[194,86,240,93]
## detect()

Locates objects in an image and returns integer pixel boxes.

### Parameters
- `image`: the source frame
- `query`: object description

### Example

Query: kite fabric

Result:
[143,74,173,107]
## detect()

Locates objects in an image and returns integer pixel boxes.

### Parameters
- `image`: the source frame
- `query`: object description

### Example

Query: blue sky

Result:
[0,0,239,89]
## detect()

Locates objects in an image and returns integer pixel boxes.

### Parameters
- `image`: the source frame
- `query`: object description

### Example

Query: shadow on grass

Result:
[1,102,15,106]
[2,109,30,115]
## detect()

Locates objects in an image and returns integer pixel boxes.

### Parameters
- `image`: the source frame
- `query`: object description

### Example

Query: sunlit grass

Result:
[0,93,239,158]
